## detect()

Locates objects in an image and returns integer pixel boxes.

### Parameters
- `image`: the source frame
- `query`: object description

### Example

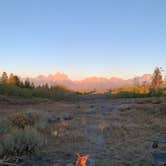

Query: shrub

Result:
[0,119,10,134]
[9,113,35,129]
[0,82,79,101]
[34,113,51,133]
[0,127,45,157]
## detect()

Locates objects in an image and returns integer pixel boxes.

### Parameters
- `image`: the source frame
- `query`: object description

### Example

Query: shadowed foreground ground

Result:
[0,95,166,166]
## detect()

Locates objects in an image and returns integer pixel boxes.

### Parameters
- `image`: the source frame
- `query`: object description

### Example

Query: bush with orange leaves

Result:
[75,153,90,166]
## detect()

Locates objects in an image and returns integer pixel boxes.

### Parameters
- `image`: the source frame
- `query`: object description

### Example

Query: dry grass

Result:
[0,96,166,165]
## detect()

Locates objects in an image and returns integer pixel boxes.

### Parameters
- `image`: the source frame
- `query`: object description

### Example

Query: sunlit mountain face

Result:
[27,72,152,91]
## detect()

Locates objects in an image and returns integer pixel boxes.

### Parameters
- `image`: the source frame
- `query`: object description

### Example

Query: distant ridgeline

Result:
[0,72,79,101]
[28,72,153,91]
[0,67,165,99]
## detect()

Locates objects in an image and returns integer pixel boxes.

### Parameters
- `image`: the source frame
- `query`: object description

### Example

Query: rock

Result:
[90,105,95,108]
[63,115,74,121]
[52,130,58,137]
[48,116,61,123]
[77,105,81,109]
[85,108,97,115]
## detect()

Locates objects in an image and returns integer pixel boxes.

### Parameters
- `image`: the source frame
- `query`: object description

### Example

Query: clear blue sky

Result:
[0,0,165,80]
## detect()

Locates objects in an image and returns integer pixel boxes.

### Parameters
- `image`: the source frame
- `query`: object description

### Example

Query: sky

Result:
[0,0,165,80]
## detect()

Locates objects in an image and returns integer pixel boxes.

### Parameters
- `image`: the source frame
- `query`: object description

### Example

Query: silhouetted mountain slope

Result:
[28,72,152,90]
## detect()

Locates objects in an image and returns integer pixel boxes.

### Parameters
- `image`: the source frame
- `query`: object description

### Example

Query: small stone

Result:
[63,115,74,121]
[90,105,95,108]
[52,130,58,137]
[48,116,61,123]
[77,105,81,108]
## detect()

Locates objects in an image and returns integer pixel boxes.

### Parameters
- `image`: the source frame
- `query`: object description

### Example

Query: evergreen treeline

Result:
[108,67,166,98]
[0,67,165,100]
[0,72,79,101]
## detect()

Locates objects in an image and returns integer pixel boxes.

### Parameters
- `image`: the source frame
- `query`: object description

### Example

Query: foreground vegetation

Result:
[108,85,166,98]
[0,96,165,165]
[0,72,79,101]
[108,67,166,98]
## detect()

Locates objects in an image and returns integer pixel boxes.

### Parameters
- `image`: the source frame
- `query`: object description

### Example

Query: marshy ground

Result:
[0,95,166,166]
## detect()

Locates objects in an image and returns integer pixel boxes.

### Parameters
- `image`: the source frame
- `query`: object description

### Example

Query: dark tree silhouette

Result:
[0,72,8,84]
[151,67,163,90]
[8,73,21,86]
[24,79,31,88]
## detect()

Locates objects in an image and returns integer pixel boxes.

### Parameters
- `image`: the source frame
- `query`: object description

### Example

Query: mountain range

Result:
[28,72,152,91]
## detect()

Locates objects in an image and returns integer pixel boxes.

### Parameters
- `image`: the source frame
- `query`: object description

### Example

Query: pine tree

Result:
[31,82,35,89]
[24,79,31,88]
[0,72,8,84]
[151,67,163,90]
[8,73,20,86]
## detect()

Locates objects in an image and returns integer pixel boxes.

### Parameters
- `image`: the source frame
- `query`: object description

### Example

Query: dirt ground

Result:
[0,95,166,166]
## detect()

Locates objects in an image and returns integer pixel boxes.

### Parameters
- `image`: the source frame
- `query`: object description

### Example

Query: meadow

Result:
[0,95,165,166]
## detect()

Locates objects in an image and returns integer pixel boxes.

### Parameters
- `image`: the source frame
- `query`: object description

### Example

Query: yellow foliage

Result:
[112,86,150,95]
